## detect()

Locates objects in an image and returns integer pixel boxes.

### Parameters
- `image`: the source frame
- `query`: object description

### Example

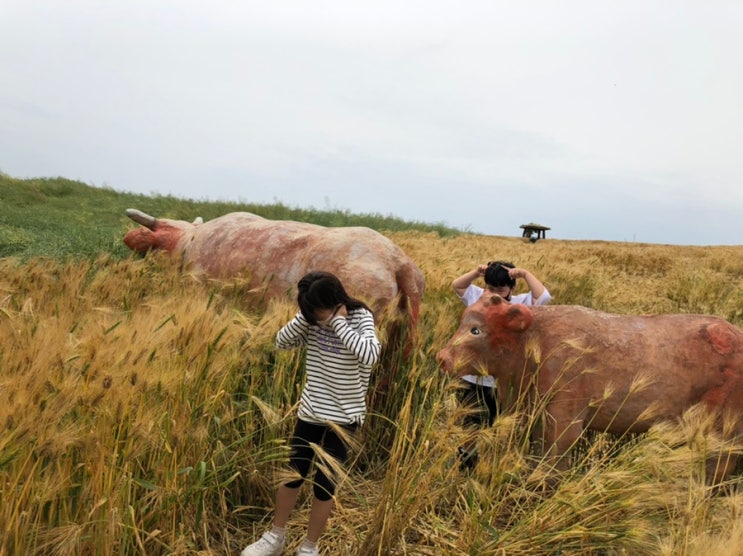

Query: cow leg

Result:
[706,410,741,483]
[706,453,739,484]
[542,404,586,470]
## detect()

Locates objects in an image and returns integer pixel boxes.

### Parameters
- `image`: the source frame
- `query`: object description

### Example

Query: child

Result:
[242,271,381,556]
[451,261,551,468]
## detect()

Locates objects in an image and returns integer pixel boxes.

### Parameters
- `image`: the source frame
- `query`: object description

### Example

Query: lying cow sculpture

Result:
[438,294,743,481]
[123,209,425,330]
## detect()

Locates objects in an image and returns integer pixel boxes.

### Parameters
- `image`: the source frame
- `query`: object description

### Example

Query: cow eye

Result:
[470,327,481,335]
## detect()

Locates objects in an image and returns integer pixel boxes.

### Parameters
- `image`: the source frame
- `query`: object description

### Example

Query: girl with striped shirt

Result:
[242,271,381,556]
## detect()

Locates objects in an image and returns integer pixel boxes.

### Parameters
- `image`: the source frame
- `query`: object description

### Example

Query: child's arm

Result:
[452,264,487,297]
[509,268,548,302]
[275,312,310,349]
[326,310,381,366]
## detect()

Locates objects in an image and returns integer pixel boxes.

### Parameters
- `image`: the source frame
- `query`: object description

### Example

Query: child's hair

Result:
[484,261,516,288]
[297,271,372,325]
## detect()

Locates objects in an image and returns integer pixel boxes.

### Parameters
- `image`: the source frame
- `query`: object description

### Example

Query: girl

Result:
[242,271,381,556]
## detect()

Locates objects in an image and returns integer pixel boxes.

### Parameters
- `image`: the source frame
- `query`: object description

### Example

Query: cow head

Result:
[437,294,533,377]
[123,209,200,254]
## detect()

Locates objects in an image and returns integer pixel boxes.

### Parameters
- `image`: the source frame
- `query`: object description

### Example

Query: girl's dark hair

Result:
[297,271,372,325]
[484,261,516,288]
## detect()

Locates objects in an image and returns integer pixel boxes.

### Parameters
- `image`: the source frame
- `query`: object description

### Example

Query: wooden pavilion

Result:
[520,223,550,241]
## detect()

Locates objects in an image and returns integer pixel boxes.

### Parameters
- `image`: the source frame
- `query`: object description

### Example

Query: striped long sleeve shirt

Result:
[276,308,381,425]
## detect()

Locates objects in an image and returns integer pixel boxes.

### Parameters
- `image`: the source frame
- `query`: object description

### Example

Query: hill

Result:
[0,174,460,260]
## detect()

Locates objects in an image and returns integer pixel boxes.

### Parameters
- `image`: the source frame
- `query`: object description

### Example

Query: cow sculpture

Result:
[123,209,425,331]
[437,294,743,481]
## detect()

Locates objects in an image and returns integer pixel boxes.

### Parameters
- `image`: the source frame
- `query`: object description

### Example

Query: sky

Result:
[2,1,742,246]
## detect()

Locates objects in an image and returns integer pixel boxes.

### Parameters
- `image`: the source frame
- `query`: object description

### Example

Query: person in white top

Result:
[451,261,551,469]
[242,271,381,556]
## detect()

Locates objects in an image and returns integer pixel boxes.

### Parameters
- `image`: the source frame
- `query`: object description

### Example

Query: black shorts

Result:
[284,419,358,501]
[457,380,499,428]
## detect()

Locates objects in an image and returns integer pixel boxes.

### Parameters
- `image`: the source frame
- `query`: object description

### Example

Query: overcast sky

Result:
[2,1,742,245]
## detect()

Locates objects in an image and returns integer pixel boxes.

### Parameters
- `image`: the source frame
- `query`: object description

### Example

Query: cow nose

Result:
[436,349,452,373]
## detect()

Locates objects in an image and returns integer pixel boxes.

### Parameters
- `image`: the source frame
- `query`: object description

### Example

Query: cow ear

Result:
[503,304,533,332]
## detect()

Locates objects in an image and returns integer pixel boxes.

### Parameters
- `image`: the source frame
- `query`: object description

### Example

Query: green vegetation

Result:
[0,174,742,554]
[0,174,460,260]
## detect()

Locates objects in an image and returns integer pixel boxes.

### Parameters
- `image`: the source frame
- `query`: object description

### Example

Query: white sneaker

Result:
[241,530,285,556]
[296,544,319,556]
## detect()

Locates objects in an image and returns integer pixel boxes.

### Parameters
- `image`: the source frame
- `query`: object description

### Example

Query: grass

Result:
[0,176,742,554]
[0,174,459,260]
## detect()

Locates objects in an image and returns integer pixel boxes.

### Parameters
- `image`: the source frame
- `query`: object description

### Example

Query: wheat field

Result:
[1,233,742,555]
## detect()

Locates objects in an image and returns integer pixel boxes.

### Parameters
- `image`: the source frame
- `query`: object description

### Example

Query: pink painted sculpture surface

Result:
[124,209,425,328]
[438,294,743,480]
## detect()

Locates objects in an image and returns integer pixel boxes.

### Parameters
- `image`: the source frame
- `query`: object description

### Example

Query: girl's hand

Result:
[316,304,346,326]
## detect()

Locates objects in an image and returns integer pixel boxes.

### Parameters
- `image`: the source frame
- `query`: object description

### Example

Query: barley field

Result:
[1,228,742,555]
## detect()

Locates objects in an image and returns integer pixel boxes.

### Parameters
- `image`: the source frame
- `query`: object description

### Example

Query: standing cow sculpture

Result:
[123,209,425,331]
[438,294,743,482]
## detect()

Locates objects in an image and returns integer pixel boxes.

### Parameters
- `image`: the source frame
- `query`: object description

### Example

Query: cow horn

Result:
[126,208,157,230]
[483,294,505,307]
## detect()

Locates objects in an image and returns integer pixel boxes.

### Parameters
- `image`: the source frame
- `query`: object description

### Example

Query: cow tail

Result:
[369,264,423,418]
[396,265,422,330]
[396,263,424,357]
